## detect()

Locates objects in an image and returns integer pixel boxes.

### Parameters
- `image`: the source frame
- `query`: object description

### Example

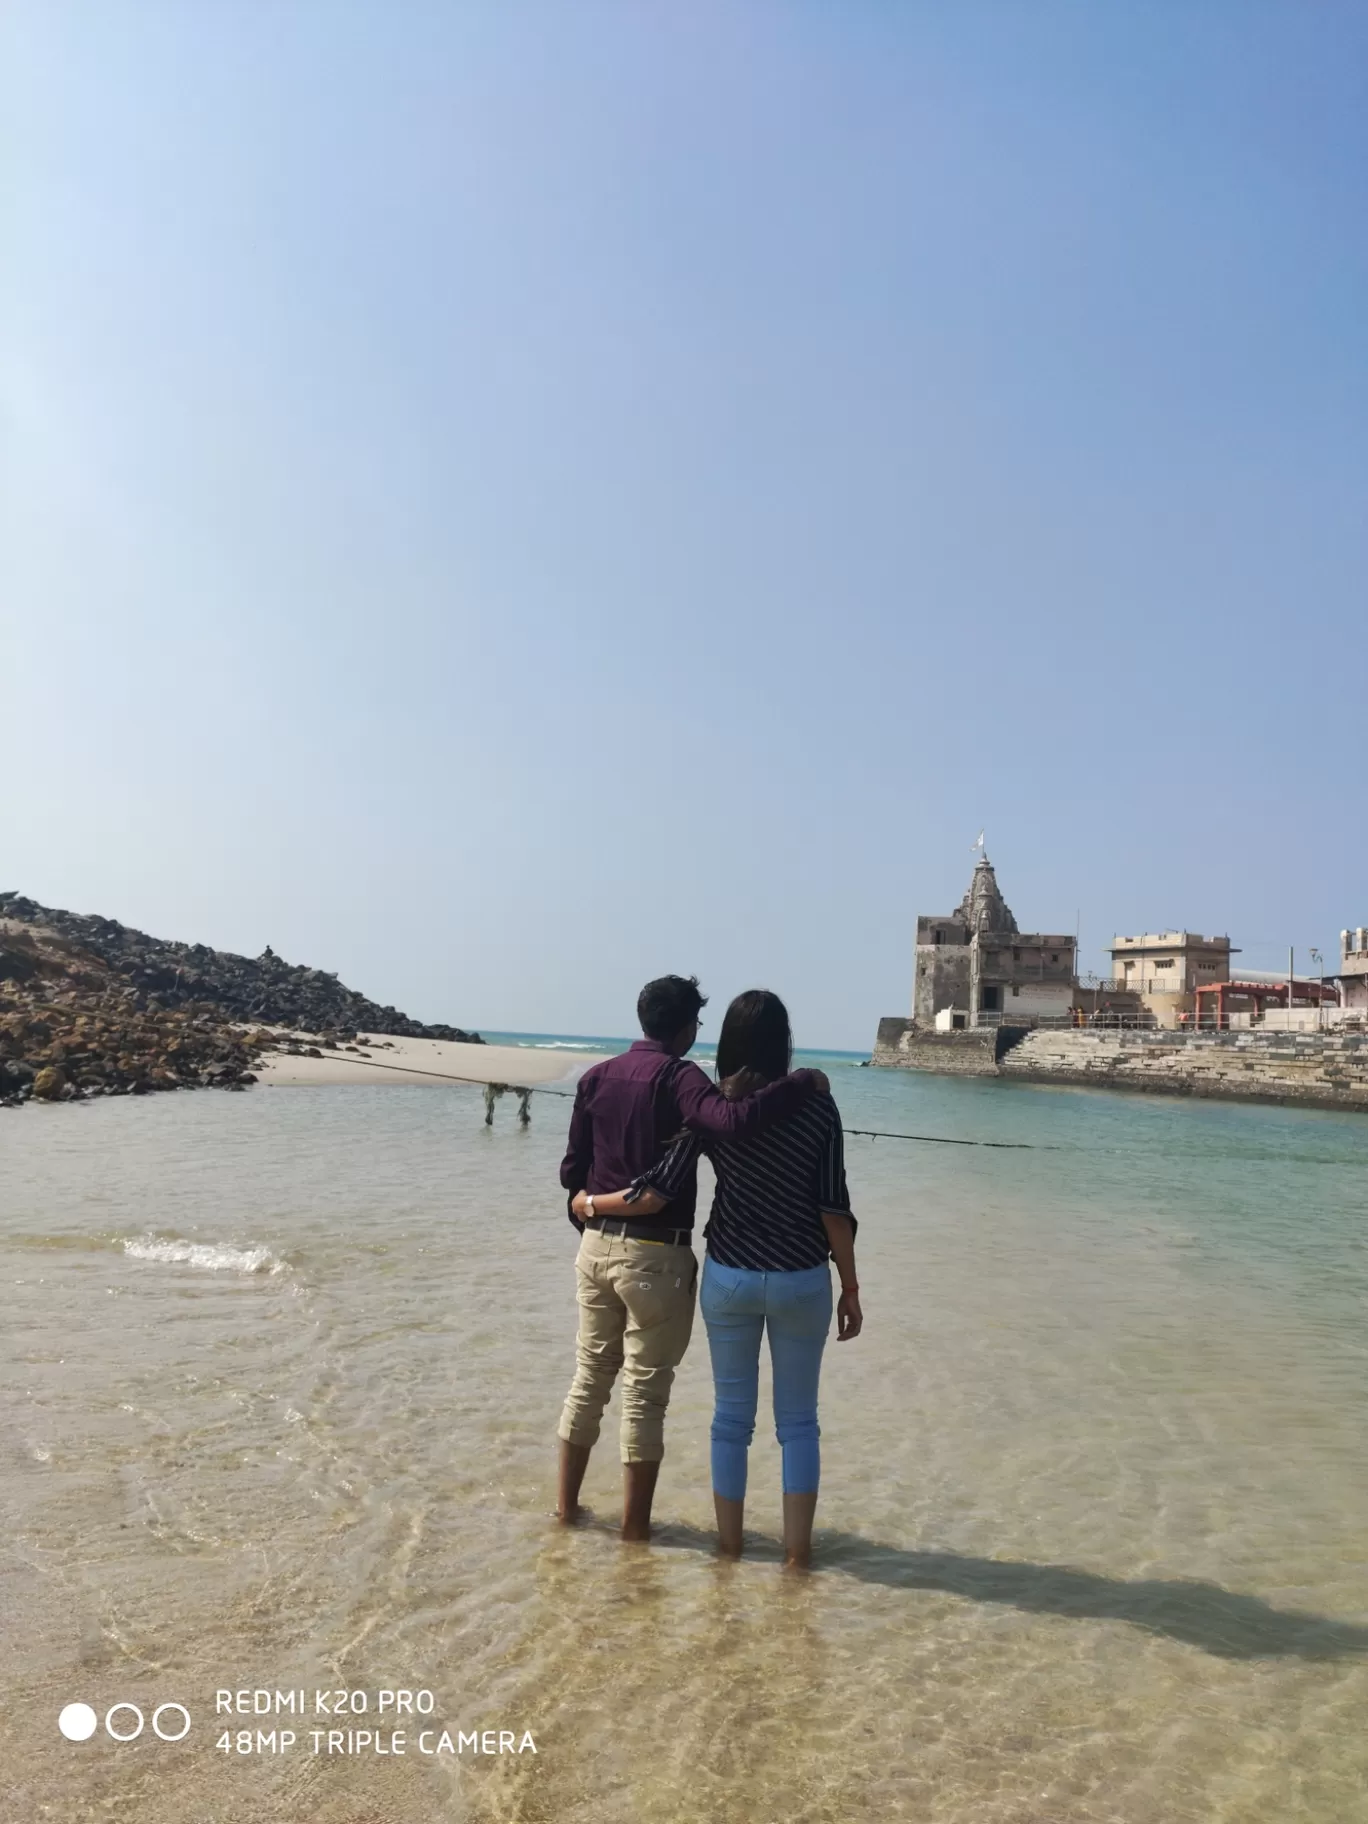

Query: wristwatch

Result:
[584,1194,596,1222]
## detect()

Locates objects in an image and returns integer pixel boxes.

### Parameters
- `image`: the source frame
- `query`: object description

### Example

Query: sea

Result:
[3,1033,1366,1823]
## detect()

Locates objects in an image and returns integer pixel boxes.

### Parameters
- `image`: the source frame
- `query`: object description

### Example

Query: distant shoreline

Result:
[259,1031,873,1091]
[481,1030,872,1063]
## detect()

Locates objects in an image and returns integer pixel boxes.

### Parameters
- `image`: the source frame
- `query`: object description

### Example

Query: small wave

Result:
[517,1041,614,1053]
[121,1236,285,1275]
[483,1033,624,1054]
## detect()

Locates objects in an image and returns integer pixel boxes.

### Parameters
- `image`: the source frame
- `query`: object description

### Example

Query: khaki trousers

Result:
[557,1227,698,1463]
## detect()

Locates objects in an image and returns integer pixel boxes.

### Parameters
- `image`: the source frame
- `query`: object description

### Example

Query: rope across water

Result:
[272,1049,1059,1149]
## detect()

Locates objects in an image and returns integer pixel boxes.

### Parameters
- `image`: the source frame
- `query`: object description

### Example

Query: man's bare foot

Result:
[554,1504,583,1525]
[557,1440,592,1524]
[621,1460,660,1542]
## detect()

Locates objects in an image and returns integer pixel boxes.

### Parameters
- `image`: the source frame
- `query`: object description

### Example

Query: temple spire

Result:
[955,854,1018,935]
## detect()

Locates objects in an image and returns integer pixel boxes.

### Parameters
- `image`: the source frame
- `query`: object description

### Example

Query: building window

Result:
[1153,959,1175,969]
[1012,984,1020,996]
[1049,953,1058,963]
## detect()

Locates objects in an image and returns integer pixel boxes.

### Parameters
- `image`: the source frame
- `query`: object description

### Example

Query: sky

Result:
[3,2,1365,1050]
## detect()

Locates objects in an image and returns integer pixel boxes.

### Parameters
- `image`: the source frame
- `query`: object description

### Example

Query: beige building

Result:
[1339,926,1368,1011]
[1108,932,1234,1028]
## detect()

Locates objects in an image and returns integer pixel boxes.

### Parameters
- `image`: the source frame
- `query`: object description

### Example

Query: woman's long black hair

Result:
[715,989,793,1085]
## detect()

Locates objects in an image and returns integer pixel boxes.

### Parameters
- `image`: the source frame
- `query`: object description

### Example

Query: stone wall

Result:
[913,949,972,1025]
[872,1018,1027,1076]
[999,1028,1368,1112]
[870,1021,1368,1112]
[1004,981,1074,1017]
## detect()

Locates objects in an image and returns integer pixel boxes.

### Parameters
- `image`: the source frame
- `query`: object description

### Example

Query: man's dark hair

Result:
[715,988,793,1085]
[637,974,707,1041]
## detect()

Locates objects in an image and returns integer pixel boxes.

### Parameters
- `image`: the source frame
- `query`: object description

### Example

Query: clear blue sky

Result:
[4,3,1364,1049]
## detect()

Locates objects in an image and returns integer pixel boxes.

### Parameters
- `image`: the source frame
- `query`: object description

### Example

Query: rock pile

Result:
[0,893,482,1109]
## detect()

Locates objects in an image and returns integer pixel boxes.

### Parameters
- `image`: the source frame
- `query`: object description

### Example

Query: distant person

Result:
[557,975,827,1541]
[583,988,861,1570]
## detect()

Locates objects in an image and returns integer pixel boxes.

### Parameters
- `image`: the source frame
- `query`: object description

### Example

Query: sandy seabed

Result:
[3,1065,1367,1822]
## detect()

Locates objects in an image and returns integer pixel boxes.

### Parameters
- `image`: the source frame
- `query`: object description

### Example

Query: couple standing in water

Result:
[556,974,862,1569]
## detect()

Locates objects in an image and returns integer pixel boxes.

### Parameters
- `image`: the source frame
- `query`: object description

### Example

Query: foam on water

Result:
[120,1234,285,1274]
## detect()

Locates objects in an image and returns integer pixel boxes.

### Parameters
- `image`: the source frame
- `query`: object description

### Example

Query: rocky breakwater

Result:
[0,925,269,1105]
[0,891,482,1109]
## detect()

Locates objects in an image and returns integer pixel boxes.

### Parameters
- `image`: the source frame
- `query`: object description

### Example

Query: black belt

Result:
[585,1217,693,1247]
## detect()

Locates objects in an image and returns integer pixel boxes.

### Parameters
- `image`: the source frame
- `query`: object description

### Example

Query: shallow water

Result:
[2,1060,1366,1822]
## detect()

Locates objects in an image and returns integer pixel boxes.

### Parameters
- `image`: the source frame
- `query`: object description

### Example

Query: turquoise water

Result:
[2,1053,1366,1821]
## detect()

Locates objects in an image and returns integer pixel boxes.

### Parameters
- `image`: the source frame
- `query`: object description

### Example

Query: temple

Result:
[911,852,1076,1030]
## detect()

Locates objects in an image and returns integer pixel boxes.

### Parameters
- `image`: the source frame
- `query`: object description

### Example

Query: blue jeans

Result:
[700,1256,833,1501]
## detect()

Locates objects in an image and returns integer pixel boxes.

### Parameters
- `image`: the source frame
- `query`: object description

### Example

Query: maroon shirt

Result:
[559,1038,819,1233]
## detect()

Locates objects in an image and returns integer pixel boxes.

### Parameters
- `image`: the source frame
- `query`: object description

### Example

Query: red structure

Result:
[1192,978,1340,1031]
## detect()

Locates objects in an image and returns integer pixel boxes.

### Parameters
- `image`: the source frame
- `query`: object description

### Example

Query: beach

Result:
[254,1033,598,1090]
[3,1049,1367,1822]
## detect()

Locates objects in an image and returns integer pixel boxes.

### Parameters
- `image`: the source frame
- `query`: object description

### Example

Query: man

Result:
[556,973,826,1540]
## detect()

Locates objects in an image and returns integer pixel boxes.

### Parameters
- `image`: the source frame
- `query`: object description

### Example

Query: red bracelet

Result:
[841,1282,859,1294]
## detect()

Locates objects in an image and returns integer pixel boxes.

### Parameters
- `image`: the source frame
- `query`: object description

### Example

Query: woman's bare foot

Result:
[781,1491,818,1571]
[714,1493,745,1559]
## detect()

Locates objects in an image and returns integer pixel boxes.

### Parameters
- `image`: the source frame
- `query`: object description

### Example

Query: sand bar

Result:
[255,1033,599,1088]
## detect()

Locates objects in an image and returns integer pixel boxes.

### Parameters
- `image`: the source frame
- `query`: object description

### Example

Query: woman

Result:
[574,989,861,1568]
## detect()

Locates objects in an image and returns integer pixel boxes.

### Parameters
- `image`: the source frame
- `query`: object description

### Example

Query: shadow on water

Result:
[644,1521,1368,1662]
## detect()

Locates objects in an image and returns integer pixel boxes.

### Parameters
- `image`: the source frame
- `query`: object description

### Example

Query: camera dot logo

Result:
[106,1704,144,1742]
[152,1705,192,1741]
[58,1701,192,1743]
[58,1704,99,1742]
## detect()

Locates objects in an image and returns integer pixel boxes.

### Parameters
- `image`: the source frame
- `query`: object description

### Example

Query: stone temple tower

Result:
[905,850,1073,1029]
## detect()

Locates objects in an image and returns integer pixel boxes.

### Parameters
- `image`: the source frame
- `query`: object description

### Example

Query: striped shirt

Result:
[630,1091,854,1272]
